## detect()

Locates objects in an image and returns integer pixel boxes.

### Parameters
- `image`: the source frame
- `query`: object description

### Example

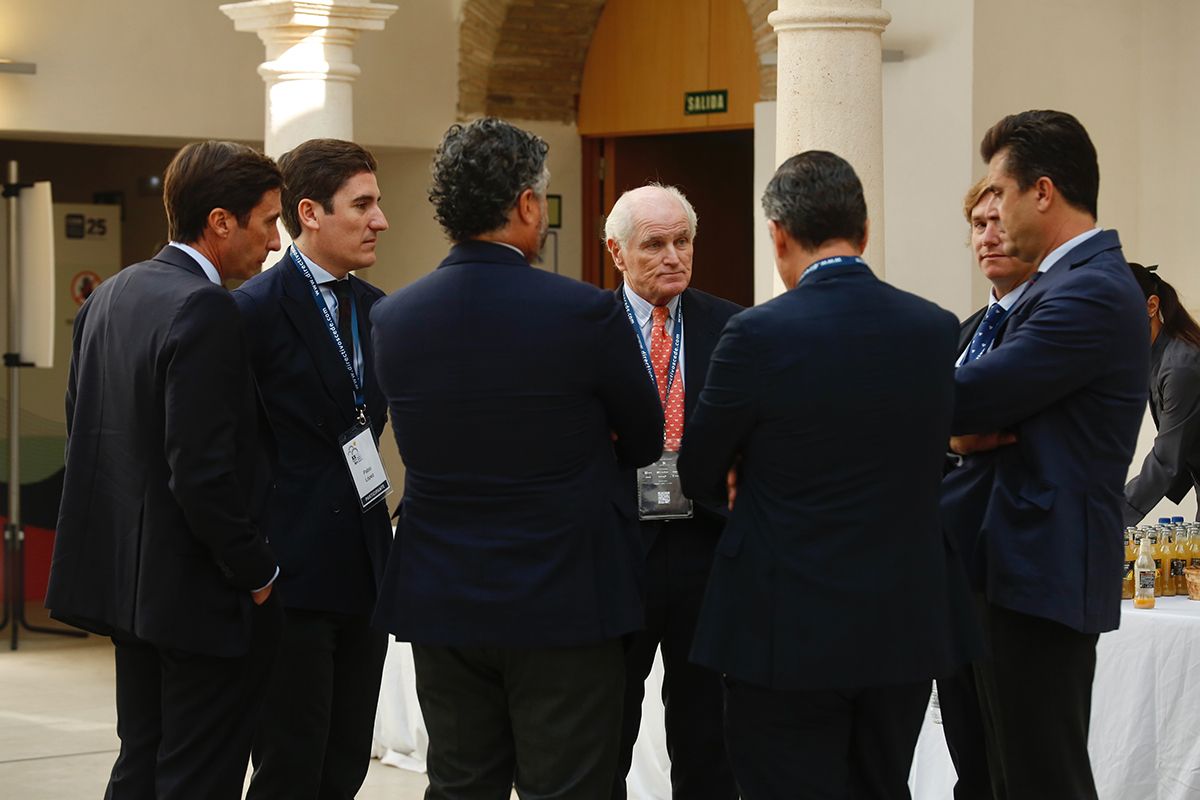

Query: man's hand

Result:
[950,431,1018,455]
[251,583,273,606]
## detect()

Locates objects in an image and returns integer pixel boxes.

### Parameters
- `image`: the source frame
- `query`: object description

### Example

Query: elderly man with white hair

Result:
[605,184,742,800]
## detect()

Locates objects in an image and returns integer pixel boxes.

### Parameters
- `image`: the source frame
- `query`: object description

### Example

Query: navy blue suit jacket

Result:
[370,241,664,647]
[679,261,976,690]
[952,230,1148,634]
[49,246,275,657]
[233,256,393,616]
[941,305,996,584]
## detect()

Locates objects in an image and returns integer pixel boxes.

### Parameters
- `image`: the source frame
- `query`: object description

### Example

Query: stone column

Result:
[220,0,398,158]
[768,0,891,273]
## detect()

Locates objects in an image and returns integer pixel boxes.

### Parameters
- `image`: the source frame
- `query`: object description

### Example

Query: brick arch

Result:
[457,0,778,123]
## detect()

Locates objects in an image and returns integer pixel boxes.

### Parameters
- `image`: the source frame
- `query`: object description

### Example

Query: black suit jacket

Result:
[616,285,743,549]
[1123,334,1200,525]
[370,241,664,647]
[48,245,275,658]
[679,261,976,690]
[232,254,393,615]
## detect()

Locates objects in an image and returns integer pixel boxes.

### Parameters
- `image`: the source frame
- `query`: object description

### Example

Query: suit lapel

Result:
[681,290,721,423]
[958,307,987,354]
[278,259,359,428]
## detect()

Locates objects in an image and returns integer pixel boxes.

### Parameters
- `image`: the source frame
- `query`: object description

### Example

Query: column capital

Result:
[769,2,891,34]
[220,0,398,35]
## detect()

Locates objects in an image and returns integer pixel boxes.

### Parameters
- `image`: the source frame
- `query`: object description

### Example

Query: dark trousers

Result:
[973,600,1099,800]
[937,664,992,800]
[614,523,736,800]
[723,676,930,800]
[105,595,283,800]
[412,639,625,800]
[246,608,388,800]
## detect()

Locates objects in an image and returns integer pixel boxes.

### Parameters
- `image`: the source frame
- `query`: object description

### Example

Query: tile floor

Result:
[0,605,428,799]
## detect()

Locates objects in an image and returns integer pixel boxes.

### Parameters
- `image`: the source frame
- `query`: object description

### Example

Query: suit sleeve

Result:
[678,312,757,505]
[163,289,276,591]
[1124,352,1200,524]
[953,273,1129,433]
[595,297,664,469]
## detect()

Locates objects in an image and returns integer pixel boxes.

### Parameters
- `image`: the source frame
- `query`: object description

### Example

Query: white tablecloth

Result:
[372,598,1200,799]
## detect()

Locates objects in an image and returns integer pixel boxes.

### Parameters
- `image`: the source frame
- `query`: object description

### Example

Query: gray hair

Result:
[604,183,698,248]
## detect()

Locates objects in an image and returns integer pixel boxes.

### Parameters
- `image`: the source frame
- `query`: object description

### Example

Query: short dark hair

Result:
[429,118,549,242]
[163,141,282,244]
[762,151,867,250]
[277,139,378,238]
[980,110,1099,218]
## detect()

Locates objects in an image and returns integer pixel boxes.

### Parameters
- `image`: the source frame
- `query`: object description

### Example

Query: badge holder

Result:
[339,416,391,512]
[637,449,693,520]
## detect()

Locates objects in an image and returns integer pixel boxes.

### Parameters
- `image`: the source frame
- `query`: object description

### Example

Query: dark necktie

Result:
[963,302,1007,364]
[325,279,354,348]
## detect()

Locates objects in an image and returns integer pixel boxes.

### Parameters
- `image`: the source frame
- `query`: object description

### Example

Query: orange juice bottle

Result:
[1173,527,1190,596]
[1189,525,1200,569]
[1122,528,1136,600]
[1135,534,1156,609]
[1151,532,1168,596]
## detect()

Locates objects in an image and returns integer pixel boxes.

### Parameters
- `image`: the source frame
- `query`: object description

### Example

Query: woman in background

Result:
[1124,263,1200,525]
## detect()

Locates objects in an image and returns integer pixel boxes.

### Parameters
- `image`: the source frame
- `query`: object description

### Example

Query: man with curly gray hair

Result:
[369,118,665,799]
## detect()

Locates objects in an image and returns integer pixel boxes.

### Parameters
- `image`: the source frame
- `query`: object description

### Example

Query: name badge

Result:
[339,422,392,512]
[637,450,693,520]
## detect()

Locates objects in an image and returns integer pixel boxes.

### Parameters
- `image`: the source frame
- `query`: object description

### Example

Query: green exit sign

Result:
[684,90,728,115]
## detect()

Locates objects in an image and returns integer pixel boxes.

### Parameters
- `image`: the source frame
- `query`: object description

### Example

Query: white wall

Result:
[0,0,460,150]
[879,0,976,318]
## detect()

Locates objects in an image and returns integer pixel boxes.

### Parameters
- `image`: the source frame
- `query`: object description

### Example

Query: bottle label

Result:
[1138,571,1156,590]
[1172,559,1188,577]
[1124,561,1135,578]
[1192,558,1200,569]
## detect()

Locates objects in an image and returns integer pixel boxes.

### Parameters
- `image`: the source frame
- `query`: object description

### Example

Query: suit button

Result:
[316,419,325,428]
[332,507,341,515]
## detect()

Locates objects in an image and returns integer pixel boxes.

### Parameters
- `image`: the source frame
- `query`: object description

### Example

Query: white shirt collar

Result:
[989,279,1031,311]
[292,246,339,285]
[623,283,681,327]
[169,242,221,286]
[1038,227,1102,275]
[493,241,527,260]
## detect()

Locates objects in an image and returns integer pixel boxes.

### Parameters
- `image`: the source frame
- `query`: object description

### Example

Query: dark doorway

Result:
[583,129,754,307]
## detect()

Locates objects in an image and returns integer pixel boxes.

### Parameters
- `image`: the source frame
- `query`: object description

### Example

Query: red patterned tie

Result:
[650,306,685,451]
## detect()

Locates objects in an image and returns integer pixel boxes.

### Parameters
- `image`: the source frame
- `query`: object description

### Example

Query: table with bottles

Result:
[910,516,1200,800]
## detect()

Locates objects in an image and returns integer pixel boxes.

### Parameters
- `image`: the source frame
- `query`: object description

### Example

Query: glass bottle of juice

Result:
[1173,527,1190,596]
[1151,532,1169,596]
[1122,528,1136,600]
[1190,525,1200,569]
[1135,534,1157,609]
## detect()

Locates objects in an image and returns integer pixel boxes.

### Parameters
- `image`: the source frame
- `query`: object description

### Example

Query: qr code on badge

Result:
[657,491,671,504]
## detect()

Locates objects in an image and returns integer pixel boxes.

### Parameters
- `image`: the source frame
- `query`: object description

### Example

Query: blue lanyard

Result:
[800,255,866,284]
[287,245,366,420]
[622,291,683,398]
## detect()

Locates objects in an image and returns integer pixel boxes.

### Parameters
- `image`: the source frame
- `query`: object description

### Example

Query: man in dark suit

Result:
[951,110,1149,800]
[235,139,393,800]
[937,178,1037,800]
[46,141,284,798]
[370,118,664,799]
[604,184,740,800]
[678,150,976,799]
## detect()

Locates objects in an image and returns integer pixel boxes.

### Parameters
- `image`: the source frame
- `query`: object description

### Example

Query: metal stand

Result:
[1,160,86,649]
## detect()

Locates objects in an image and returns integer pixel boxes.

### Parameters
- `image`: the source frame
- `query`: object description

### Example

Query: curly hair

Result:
[429,118,549,242]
